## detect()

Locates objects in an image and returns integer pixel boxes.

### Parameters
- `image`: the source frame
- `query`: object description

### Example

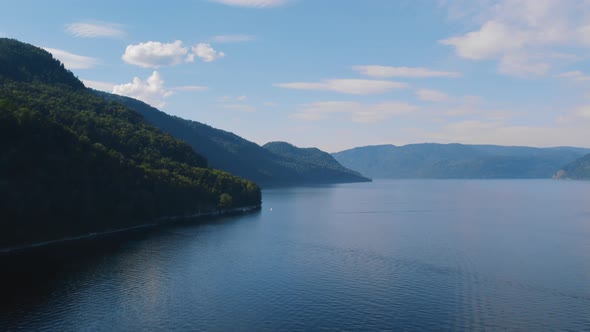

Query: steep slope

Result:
[263,141,370,183]
[0,38,84,89]
[554,154,590,179]
[0,38,260,248]
[99,92,370,186]
[333,143,590,179]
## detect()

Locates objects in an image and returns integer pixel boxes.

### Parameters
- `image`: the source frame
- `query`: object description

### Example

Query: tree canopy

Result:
[0,38,261,248]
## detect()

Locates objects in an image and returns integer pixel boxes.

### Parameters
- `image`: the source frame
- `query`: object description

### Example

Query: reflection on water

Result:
[2,180,590,331]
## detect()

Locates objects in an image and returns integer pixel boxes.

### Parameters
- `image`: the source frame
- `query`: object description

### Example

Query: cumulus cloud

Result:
[122,41,188,68]
[440,21,526,60]
[189,43,225,62]
[353,65,461,78]
[65,21,125,38]
[112,71,173,108]
[43,47,98,69]
[415,89,451,102]
[122,41,226,67]
[439,0,590,77]
[209,0,289,8]
[211,34,256,43]
[292,101,418,123]
[276,79,408,95]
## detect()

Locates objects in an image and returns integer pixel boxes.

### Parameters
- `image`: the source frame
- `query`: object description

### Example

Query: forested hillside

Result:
[263,141,369,182]
[554,154,590,179]
[0,38,260,248]
[100,92,370,186]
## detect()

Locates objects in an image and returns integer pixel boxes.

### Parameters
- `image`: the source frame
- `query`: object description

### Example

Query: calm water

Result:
[2,180,590,331]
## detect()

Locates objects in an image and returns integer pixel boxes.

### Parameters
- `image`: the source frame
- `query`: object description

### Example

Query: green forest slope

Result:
[100,92,370,186]
[0,38,260,248]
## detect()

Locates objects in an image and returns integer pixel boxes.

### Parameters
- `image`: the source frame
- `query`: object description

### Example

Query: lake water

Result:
[2,180,590,331]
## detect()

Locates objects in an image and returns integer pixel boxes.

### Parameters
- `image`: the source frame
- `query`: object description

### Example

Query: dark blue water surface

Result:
[2,180,590,331]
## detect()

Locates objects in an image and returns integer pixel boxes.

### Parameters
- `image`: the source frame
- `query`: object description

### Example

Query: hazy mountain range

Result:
[333,144,590,179]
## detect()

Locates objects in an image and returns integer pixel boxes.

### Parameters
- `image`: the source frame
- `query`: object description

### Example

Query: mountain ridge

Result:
[0,38,260,248]
[333,143,590,179]
[98,91,370,186]
[263,141,370,183]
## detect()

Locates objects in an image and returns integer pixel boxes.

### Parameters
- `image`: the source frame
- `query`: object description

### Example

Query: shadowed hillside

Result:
[99,92,370,186]
[0,38,260,248]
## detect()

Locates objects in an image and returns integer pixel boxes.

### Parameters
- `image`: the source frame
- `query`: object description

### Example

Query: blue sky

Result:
[2,0,590,152]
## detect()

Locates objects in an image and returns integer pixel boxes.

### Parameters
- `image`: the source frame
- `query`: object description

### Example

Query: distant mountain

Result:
[263,141,370,183]
[554,154,590,179]
[0,38,260,248]
[333,143,590,179]
[99,92,370,186]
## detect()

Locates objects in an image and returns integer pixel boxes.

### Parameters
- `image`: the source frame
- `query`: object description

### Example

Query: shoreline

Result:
[0,205,261,255]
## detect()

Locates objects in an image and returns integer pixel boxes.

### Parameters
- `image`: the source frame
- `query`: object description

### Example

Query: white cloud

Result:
[211,34,256,43]
[557,70,590,82]
[221,104,256,112]
[209,0,289,8]
[122,41,188,68]
[172,85,208,91]
[440,20,526,60]
[84,78,206,96]
[416,89,451,102]
[189,43,225,62]
[82,79,115,92]
[439,0,590,77]
[292,101,418,123]
[236,95,247,101]
[65,21,125,38]
[112,71,173,108]
[353,65,461,78]
[43,47,98,69]
[122,41,227,67]
[276,79,408,95]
